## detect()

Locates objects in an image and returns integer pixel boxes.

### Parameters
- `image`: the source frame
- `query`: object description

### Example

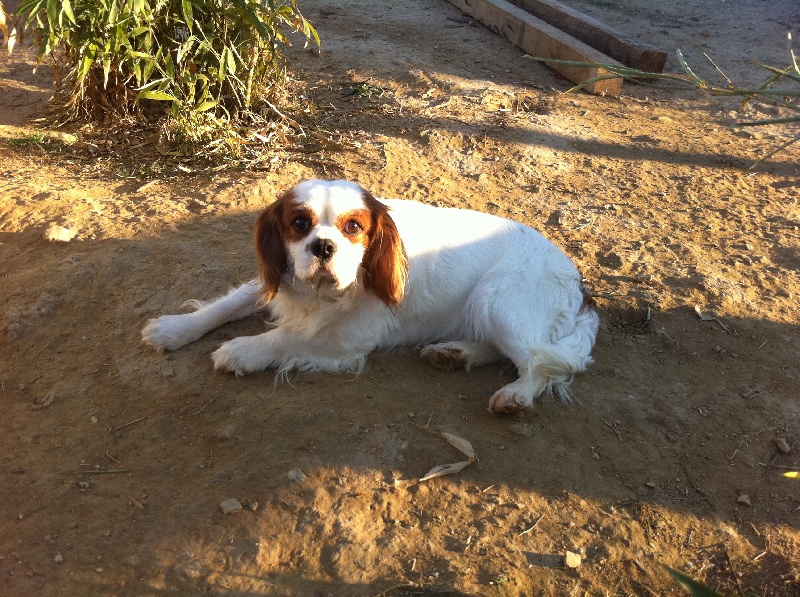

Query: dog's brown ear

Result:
[254,194,289,303]
[361,191,408,308]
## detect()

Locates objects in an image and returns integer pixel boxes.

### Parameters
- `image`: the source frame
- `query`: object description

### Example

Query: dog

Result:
[142,179,599,413]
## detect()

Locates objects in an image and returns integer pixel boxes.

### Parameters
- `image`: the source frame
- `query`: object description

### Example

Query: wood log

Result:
[508,0,667,72]
[447,0,623,95]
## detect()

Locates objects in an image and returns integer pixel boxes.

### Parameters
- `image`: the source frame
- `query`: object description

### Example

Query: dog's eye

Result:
[343,220,362,235]
[292,217,311,233]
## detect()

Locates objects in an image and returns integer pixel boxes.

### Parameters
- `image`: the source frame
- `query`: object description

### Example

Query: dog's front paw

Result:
[488,384,533,414]
[142,314,202,351]
[212,336,272,376]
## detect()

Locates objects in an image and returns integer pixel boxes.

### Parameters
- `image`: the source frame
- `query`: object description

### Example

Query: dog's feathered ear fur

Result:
[361,190,408,308]
[254,192,290,303]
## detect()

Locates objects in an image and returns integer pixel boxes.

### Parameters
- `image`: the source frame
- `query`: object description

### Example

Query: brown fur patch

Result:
[254,191,293,302]
[360,191,408,308]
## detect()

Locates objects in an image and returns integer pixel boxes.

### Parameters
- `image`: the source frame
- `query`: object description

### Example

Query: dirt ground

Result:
[1,0,799,595]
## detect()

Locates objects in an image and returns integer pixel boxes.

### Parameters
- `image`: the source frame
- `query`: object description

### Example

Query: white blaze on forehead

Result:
[291,180,367,224]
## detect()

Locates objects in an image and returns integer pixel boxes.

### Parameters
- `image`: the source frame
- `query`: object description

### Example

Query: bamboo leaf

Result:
[137,90,177,101]
[789,32,799,76]
[442,432,477,460]
[225,44,236,77]
[77,42,98,81]
[218,46,228,81]
[420,461,472,482]
[61,0,76,24]
[108,1,119,26]
[195,99,217,112]
[664,566,722,597]
[181,0,193,33]
[748,135,800,171]
[45,0,58,28]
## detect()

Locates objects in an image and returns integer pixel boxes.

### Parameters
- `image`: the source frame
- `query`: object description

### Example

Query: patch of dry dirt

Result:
[1,0,799,595]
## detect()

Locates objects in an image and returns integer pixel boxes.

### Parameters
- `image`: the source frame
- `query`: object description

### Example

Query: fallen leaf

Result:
[442,432,476,461]
[694,305,715,321]
[693,305,730,333]
[420,460,472,482]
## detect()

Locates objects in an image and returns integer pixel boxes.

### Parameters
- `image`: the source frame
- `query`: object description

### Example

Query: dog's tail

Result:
[531,299,599,403]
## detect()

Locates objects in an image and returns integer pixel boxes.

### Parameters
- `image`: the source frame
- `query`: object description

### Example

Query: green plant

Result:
[664,565,723,597]
[6,131,71,152]
[15,0,318,126]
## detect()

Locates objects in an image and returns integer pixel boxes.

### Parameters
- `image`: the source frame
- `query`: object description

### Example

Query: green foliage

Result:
[6,131,69,151]
[16,0,319,125]
[665,566,723,597]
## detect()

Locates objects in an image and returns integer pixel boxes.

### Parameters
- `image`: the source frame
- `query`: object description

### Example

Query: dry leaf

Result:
[693,305,730,333]
[420,460,472,482]
[694,305,715,321]
[442,432,476,461]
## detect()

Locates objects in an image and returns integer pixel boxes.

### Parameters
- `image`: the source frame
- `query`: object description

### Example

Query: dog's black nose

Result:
[310,238,337,260]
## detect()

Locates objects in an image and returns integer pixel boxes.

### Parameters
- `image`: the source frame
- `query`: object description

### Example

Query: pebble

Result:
[737,494,752,507]
[565,551,582,569]
[774,438,791,454]
[219,498,242,515]
[44,224,77,242]
[287,468,307,482]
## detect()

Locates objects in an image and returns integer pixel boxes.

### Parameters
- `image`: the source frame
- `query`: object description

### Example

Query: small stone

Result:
[219,498,242,514]
[54,553,64,564]
[287,468,307,482]
[774,438,791,454]
[737,494,752,507]
[592,452,600,460]
[565,551,582,569]
[645,481,657,489]
[44,224,77,242]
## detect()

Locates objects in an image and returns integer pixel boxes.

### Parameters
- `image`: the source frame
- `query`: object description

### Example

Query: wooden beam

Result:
[447,0,623,95]
[508,0,667,72]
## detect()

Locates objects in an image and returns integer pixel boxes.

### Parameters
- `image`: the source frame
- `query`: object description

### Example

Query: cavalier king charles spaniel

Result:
[142,179,599,413]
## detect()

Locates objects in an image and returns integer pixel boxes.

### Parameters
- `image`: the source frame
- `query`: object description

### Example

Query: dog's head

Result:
[255,180,408,307]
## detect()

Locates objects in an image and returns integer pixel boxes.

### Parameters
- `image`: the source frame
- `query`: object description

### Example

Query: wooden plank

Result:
[447,0,623,95]
[508,0,667,72]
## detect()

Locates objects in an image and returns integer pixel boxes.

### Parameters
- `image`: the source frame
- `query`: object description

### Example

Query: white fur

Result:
[142,180,599,413]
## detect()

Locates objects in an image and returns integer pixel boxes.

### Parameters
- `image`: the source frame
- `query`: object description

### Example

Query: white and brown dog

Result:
[142,179,599,413]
